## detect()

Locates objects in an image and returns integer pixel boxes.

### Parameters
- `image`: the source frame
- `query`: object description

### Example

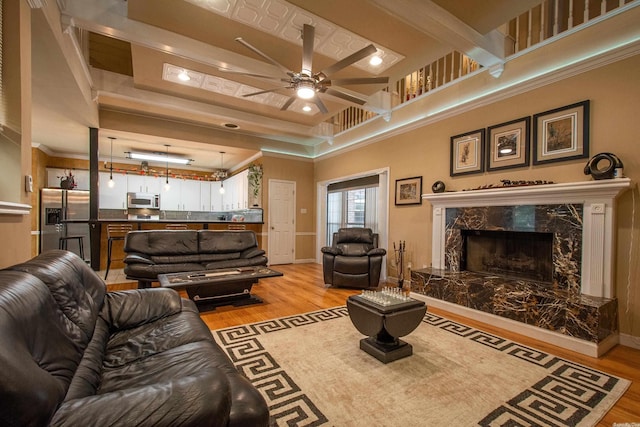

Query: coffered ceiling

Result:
[31,0,542,171]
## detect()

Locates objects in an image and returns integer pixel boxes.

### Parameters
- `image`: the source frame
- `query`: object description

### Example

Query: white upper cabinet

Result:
[181,179,201,212]
[127,175,162,194]
[99,172,127,209]
[160,178,181,210]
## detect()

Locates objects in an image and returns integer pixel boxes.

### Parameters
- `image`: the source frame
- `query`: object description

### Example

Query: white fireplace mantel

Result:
[422,179,632,299]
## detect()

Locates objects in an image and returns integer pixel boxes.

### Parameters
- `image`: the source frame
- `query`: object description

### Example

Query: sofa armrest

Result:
[367,248,386,256]
[100,288,182,330]
[321,246,341,255]
[123,253,154,265]
[50,369,232,427]
[240,247,266,259]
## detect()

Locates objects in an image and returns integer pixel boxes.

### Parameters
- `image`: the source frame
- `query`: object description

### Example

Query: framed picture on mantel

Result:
[533,100,590,165]
[450,128,485,176]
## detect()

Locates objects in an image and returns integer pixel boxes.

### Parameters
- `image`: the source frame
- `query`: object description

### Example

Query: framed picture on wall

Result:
[395,176,422,205]
[486,116,530,171]
[450,129,485,176]
[533,100,590,164]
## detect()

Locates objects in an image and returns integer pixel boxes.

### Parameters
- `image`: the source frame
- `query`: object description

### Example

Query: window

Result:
[326,175,379,244]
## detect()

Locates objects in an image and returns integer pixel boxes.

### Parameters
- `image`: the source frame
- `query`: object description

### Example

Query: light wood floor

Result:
[107,263,640,426]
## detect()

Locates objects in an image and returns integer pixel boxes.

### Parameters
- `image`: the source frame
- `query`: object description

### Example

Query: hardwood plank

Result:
[107,263,640,426]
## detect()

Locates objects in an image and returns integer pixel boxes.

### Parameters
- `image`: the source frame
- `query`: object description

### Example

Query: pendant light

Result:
[107,137,115,188]
[164,145,171,191]
[219,151,226,195]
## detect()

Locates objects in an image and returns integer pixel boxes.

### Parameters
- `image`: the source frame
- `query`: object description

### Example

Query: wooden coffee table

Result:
[347,291,426,363]
[158,266,283,311]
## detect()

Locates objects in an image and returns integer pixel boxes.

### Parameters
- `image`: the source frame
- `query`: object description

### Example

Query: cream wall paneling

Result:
[98,172,127,209]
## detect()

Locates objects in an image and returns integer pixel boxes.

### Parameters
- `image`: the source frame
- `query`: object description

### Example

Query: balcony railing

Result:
[327,0,636,136]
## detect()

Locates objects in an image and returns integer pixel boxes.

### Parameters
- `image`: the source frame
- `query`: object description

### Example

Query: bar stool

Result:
[59,235,85,260]
[105,224,133,280]
[166,224,188,230]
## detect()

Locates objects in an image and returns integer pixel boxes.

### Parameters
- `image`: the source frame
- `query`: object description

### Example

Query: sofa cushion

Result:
[125,230,199,255]
[198,230,258,253]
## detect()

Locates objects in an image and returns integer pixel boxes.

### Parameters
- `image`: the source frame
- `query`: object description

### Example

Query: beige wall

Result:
[315,55,640,339]
[0,1,32,268]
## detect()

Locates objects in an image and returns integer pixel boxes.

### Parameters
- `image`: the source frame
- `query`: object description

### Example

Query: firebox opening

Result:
[462,229,553,283]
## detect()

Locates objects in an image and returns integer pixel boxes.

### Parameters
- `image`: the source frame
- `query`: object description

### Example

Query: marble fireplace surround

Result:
[414,179,631,357]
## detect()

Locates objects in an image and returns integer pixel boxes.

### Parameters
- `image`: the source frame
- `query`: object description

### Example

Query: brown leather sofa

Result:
[321,227,386,289]
[0,250,269,427]
[123,229,267,287]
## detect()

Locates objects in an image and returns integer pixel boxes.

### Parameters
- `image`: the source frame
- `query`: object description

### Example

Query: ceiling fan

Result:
[226,24,389,114]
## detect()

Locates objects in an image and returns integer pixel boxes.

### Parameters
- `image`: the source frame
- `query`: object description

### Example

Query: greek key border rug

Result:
[213,307,630,426]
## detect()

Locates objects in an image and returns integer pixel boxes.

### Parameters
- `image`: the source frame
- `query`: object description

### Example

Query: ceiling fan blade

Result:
[318,44,378,78]
[243,87,290,97]
[301,24,314,76]
[324,76,389,86]
[280,96,296,111]
[323,87,367,105]
[235,37,293,78]
[313,96,329,114]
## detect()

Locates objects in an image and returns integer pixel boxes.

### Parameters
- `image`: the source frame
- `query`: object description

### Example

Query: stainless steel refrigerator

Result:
[40,188,91,263]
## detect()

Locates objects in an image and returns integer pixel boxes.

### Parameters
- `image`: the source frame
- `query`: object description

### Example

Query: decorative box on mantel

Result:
[413,179,631,357]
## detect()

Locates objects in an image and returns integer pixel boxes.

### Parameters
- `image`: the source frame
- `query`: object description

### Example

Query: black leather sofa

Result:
[124,229,267,287]
[321,227,386,289]
[0,250,269,427]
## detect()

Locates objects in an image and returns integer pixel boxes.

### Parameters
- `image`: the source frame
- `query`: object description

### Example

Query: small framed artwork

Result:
[395,176,422,206]
[533,100,590,165]
[486,116,530,171]
[450,129,485,176]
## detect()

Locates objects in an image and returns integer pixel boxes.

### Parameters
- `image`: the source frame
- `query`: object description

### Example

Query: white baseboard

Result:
[619,333,640,350]
[411,293,619,358]
[294,258,316,264]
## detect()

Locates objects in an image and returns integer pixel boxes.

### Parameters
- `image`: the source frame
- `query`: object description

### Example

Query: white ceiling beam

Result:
[370,0,506,68]
[60,0,283,77]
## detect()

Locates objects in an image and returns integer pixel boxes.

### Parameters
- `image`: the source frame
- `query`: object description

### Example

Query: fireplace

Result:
[413,179,631,357]
[462,229,553,283]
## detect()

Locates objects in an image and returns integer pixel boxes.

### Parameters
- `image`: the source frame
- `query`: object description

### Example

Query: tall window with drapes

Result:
[326,175,379,244]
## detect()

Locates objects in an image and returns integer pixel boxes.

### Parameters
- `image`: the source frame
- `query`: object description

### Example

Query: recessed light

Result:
[302,105,312,112]
[178,70,191,81]
[224,123,239,129]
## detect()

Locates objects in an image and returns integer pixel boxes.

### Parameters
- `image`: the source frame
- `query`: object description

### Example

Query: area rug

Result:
[213,307,630,426]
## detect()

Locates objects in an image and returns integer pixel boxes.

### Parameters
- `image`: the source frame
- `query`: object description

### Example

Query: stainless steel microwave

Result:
[127,192,160,209]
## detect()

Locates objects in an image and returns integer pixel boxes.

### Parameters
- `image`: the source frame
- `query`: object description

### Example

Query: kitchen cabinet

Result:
[200,181,212,211]
[127,174,162,194]
[160,178,200,211]
[181,179,201,211]
[223,170,248,210]
[98,172,127,209]
[160,178,182,210]
[210,181,223,211]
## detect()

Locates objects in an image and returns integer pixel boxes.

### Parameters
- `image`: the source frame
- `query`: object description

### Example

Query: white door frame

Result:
[316,168,389,280]
[268,178,296,264]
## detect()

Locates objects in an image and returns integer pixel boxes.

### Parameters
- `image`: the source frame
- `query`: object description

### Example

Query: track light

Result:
[128,151,191,165]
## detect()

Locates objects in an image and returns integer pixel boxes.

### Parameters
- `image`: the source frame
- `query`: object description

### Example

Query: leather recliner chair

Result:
[321,227,386,289]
